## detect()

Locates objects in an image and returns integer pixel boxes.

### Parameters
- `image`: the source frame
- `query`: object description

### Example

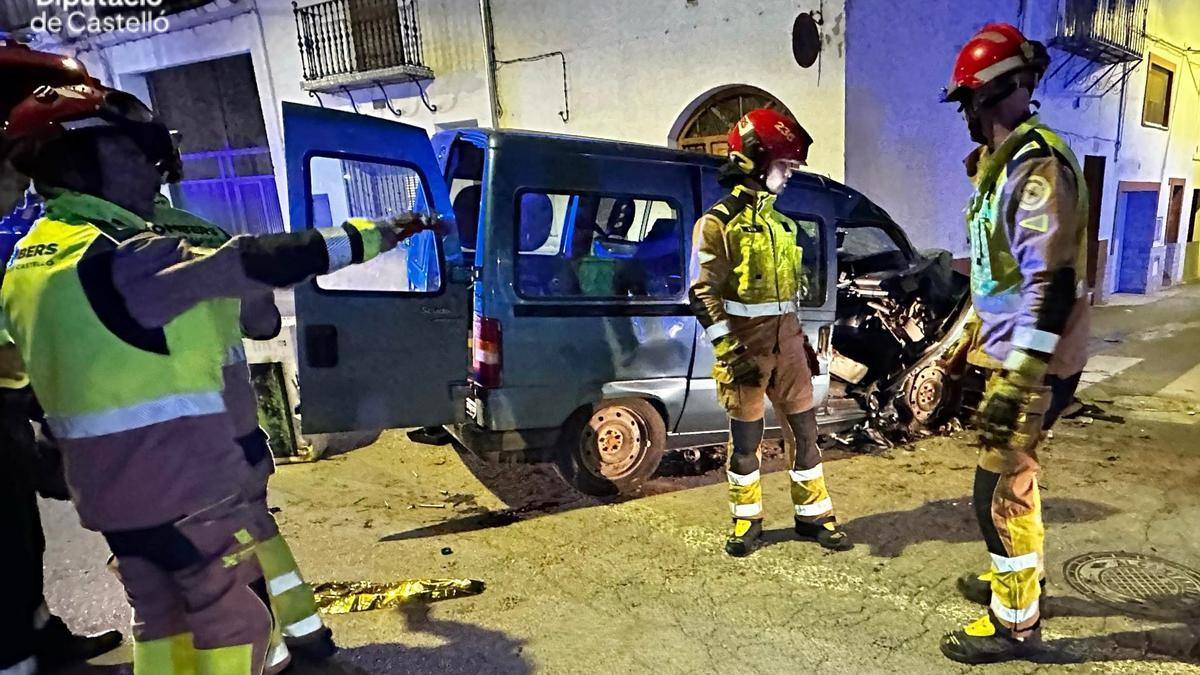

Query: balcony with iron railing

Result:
[1053,0,1147,64]
[292,0,432,93]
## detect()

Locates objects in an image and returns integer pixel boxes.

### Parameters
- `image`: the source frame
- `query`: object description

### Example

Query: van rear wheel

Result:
[557,398,666,496]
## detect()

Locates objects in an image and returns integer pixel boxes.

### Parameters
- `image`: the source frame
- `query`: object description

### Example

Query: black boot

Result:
[957,572,1047,606]
[794,519,853,551]
[34,615,123,670]
[940,613,1041,664]
[725,519,762,557]
[288,626,338,663]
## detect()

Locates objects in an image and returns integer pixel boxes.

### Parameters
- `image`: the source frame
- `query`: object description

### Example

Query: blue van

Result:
[285,104,967,495]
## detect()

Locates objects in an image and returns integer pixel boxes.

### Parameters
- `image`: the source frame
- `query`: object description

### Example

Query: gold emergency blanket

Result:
[313,579,486,615]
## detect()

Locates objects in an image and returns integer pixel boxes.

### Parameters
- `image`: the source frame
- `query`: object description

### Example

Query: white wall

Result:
[487,0,847,179]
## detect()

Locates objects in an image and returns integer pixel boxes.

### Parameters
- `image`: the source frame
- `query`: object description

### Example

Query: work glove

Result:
[378,213,448,253]
[712,335,762,387]
[975,348,1048,448]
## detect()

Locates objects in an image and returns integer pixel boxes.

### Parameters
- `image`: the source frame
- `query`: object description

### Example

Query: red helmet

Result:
[727,108,813,172]
[0,41,95,122]
[942,23,1048,103]
[5,84,181,182]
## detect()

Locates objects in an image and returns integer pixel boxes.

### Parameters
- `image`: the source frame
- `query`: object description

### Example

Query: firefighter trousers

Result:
[973,385,1053,637]
[104,494,272,674]
[727,409,835,524]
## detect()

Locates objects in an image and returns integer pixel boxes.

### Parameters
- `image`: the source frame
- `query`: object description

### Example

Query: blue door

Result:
[1117,190,1158,294]
[284,103,469,433]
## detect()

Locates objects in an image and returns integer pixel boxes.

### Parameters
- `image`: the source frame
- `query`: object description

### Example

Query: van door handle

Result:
[304,324,339,368]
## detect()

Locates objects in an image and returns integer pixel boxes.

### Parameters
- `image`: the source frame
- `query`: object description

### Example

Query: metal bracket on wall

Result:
[410,75,438,114]
[1046,52,1078,84]
[373,81,404,117]
[338,85,359,114]
[1081,61,1122,96]
[308,90,326,108]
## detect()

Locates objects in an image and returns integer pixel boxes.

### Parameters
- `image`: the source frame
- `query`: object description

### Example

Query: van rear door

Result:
[283,103,469,433]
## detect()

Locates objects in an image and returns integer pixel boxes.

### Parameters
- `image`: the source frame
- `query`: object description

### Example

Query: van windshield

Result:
[515,191,684,300]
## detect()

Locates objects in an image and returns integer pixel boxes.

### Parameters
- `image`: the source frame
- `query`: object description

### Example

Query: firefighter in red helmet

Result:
[690,108,852,557]
[939,23,1091,664]
[2,82,434,674]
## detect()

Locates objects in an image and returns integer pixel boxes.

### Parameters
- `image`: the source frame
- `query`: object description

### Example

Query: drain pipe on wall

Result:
[479,0,500,128]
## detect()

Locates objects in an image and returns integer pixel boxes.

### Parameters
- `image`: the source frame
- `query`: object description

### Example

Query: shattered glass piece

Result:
[313,579,485,614]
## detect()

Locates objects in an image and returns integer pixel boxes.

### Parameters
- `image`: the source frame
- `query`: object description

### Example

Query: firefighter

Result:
[938,23,1091,664]
[151,195,334,668]
[689,108,852,557]
[1,83,434,674]
[0,42,124,675]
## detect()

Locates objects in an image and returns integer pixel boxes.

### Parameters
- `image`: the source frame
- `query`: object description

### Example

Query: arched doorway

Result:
[672,85,794,156]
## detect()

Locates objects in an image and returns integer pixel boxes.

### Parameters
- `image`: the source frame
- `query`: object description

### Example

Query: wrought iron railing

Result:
[293,0,427,83]
[1055,0,1147,63]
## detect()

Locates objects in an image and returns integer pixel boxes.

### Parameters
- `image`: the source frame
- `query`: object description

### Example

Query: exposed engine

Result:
[828,248,971,435]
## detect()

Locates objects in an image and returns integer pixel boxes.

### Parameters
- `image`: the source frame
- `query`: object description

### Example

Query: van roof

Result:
[439,127,896,223]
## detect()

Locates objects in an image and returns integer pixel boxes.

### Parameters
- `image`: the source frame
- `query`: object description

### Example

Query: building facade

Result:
[847,0,1200,297]
[14,0,845,238]
[9,0,1199,297]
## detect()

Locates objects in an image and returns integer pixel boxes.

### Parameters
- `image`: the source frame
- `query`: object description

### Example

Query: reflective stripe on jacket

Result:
[965,116,1090,376]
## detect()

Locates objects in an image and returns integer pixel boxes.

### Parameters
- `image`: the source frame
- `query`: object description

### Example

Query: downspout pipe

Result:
[479,0,500,128]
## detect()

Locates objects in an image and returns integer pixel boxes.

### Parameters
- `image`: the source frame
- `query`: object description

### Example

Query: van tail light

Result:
[471,314,502,388]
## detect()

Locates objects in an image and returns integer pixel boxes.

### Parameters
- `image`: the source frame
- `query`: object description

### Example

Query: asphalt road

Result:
[41,285,1200,674]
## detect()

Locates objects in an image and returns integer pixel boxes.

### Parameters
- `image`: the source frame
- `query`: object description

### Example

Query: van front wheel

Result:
[557,398,666,496]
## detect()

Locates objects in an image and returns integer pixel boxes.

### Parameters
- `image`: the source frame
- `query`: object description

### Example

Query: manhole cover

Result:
[1064,552,1200,621]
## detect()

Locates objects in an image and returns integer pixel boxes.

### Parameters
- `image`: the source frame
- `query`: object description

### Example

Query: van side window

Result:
[778,212,827,306]
[308,155,442,294]
[515,191,684,300]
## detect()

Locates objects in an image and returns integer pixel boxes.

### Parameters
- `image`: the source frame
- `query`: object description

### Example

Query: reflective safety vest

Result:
[966,116,1088,313]
[709,185,806,317]
[151,198,245,365]
[0,192,233,440]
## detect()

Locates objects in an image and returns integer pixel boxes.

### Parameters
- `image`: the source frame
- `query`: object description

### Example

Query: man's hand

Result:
[379,213,447,252]
[713,335,762,387]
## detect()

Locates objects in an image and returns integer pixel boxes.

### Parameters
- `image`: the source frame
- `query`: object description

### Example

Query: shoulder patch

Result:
[1018,174,1053,211]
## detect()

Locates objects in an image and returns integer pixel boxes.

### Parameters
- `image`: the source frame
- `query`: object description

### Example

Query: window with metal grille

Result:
[309,155,441,294]
[1143,55,1174,128]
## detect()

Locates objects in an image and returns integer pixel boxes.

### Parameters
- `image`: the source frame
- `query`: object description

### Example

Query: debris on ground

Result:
[657,445,726,477]
[1064,400,1125,424]
[407,426,453,446]
[313,578,485,614]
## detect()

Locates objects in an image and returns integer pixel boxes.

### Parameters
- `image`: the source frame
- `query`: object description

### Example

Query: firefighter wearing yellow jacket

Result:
[690,109,852,557]
[1,84,433,674]
[939,24,1091,664]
